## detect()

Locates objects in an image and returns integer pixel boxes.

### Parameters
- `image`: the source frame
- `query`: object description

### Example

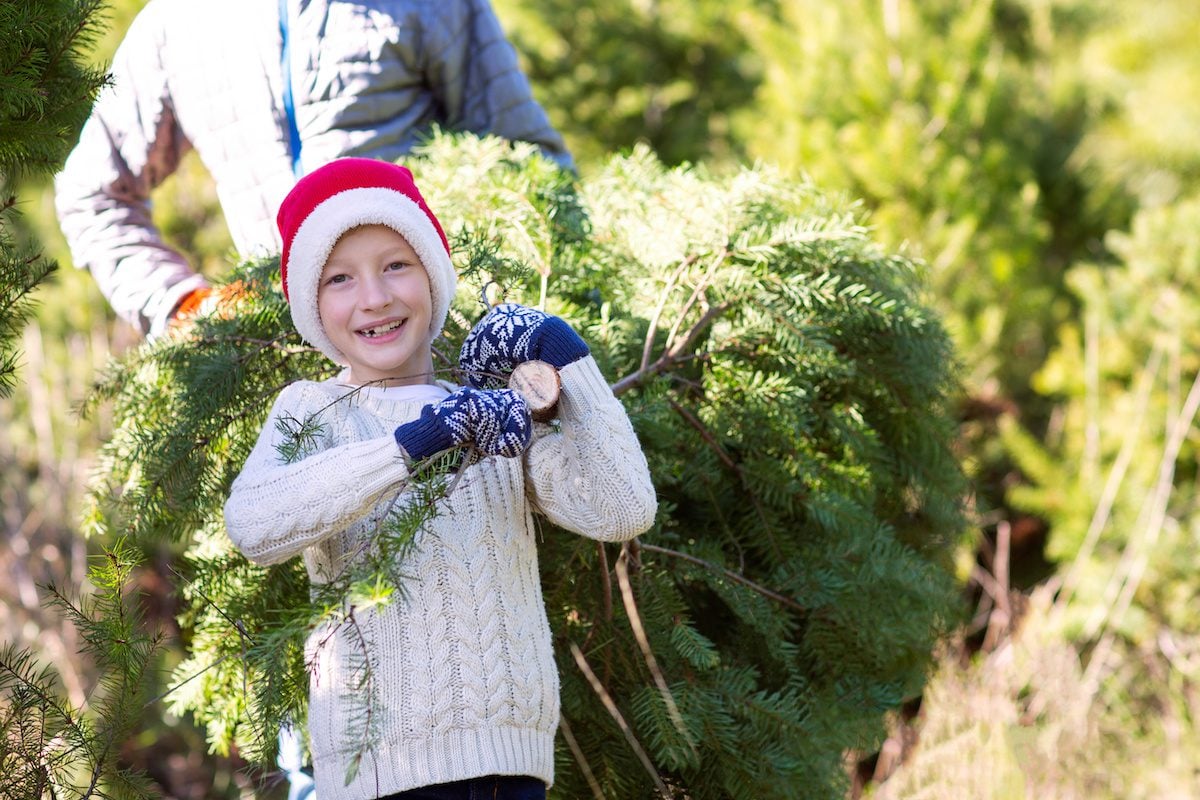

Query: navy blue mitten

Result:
[394,387,532,461]
[458,303,590,389]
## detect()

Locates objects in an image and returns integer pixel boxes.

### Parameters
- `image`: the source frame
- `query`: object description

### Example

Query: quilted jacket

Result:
[55,0,572,335]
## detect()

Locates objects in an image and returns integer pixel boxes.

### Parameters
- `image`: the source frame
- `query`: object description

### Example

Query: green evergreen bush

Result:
[0,0,108,395]
[0,541,160,800]
[87,135,967,799]
[995,193,1200,795]
[1012,195,1200,629]
[732,0,1133,413]
[0,4,167,798]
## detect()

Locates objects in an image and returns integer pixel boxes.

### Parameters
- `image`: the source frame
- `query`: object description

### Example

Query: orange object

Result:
[172,287,214,321]
[170,281,249,327]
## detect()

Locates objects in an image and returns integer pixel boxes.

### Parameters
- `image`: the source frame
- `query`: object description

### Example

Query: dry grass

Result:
[872,587,1200,800]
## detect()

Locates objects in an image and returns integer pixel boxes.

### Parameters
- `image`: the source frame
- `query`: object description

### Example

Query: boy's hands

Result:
[458,304,589,389]
[393,387,532,461]
[403,304,587,460]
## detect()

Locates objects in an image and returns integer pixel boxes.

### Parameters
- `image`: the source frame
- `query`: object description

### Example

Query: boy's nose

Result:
[358,275,392,309]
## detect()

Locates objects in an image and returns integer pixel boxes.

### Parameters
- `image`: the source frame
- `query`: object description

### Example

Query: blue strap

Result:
[278,0,303,177]
[278,725,316,800]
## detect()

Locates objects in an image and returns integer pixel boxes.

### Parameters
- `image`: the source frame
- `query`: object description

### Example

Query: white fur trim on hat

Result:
[284,186,457,365]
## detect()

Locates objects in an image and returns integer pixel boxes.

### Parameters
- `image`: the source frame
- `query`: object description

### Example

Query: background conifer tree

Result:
[0,3,166,798]
[0,541,161,800]
[0,0,108,396]
[87,135,967,799]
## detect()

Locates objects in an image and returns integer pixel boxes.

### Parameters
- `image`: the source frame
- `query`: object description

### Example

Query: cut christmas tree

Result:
[87,134,967,799]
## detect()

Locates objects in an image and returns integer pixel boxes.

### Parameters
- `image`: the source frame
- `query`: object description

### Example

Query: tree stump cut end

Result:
[508,359,561,422]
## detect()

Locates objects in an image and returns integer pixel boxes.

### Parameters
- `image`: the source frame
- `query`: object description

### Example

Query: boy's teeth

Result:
[362,320,402,337]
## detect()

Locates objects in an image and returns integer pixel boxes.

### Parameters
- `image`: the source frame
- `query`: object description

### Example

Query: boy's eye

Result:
[386,261,411,272]
[324,273,349,286]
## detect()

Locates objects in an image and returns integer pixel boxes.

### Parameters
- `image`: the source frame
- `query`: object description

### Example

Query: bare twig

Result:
[965,591,995,637]
[616,545,693,748]
[569,642,672,798]
[169,566,255,647]
[667,302,729,362]
[661,248,727,356]
[443,446,476,497]
[431,341,455,371]
[640,259,696,375]
[1083,304,1101,482]
[559,715,605,800]
[640,543,805,613]
[983,520,1012,651]
[144,653,233,708]
[969,564,1005,610]
[627,537,643,570]
[668,400,737,471]
[1053,345,1163,614]
[613,302,731,397]
[597,543,613,623]
[1079,364,1200,702]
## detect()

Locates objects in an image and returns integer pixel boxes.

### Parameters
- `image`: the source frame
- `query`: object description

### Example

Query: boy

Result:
[224,158,657,800]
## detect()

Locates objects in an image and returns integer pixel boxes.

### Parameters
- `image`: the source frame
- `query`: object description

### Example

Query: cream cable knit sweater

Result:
[224,356,656,800]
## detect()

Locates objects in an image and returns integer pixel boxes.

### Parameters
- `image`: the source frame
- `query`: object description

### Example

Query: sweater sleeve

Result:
[523,356,657,542]
[223,383,412,566]
[53,0,208,337]
[421,0,574,170]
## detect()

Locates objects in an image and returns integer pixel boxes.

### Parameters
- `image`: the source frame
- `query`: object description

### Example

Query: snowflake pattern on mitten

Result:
[439,387,532,458]
[458,303,589,389]
[394,386,532,461]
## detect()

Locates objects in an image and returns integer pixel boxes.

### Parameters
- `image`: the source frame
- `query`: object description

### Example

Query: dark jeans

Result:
[378,775,546,800]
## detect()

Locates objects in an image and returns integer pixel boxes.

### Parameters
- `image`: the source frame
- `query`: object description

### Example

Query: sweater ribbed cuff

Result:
[556,355,615,418]
[534,317,589,369]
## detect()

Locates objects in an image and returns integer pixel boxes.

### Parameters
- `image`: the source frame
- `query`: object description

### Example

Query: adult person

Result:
[56,0,572,338]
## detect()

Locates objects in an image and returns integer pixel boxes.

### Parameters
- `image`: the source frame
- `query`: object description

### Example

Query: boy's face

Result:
[318,224,434,386]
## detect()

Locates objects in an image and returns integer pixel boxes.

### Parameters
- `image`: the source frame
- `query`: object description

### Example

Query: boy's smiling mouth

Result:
[358,318,406,338]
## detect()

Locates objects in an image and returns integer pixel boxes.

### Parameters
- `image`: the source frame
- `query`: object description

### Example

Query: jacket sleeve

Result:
[54,1,208,337]
[422,0,574,171]
[224,383,413,566]
[523,356,658,542]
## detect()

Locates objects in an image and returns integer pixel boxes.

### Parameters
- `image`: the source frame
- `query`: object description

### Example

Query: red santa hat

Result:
[276,157,455,365]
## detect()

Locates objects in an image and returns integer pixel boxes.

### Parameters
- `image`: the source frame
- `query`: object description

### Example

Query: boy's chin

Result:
[345,357,434,387]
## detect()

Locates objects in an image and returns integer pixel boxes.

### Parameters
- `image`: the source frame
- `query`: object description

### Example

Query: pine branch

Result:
[0,541,158,800]
[667,397,782,561]
[640,543,807,613]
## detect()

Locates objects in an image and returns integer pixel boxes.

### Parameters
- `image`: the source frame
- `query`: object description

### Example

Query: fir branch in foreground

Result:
[0,197,57,397]
[0,540,159,800]
[166,386,466,779]
[0,0,109,395]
